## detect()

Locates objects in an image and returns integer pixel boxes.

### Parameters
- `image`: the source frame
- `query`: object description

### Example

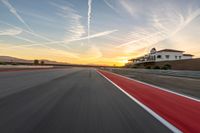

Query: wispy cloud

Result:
[19,11,56,23]
[0,0,54,43]
[24,29,52,42]
[51,2,86,42]
[0,20,53,42]
[0,20,66,53]
[1,1,115,60]
[0,28,22,36]
[104,0,136,16]
[171,8,200,36]
[4,30,118,49]
[116,32,164,48]
[14,36,36,43]
[114,3,200,51]
[119,0,135,16]
[0,21,117,61]
[104,0,120,14]
[1,0,32,31]
[0,27,35,43]
[63,29,118,44]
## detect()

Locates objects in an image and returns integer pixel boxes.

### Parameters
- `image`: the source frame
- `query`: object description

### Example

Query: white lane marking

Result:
[107,70,200,102]
[97,70,182,133]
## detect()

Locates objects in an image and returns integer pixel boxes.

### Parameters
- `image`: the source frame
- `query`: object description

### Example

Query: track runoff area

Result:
[97,70,200,133]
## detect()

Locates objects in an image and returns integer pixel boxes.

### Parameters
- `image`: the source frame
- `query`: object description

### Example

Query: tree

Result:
[34,59,39,65]
[40,60,45,65]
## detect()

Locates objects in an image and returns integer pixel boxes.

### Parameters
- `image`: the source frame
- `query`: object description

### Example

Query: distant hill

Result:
[0,56,67,65]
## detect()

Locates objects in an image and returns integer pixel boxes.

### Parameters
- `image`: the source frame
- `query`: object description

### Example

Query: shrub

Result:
[0,62,6,65]
[132,66,138,68]
[153,66,160,69]
[12,62,18,65]
[145,66,151,69]
[161,64,171,70]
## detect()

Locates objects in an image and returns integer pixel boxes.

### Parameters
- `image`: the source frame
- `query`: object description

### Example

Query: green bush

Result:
[145,66,151,69]
[132,66,138,68]
[12,62,19,65]
[153,66,160,69]
[161,64,171,70]
[0,62,6,65]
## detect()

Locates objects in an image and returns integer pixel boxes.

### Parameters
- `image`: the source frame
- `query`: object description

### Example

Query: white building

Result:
[131,48,194,64]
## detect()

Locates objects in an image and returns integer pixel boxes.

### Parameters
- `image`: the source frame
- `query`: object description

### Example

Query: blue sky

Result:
[0,0,200,65]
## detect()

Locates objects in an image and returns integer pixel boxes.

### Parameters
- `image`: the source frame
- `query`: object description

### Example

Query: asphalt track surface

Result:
[0,68,173,133]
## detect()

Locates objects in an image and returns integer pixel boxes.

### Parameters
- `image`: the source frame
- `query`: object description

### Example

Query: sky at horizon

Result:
[0,0,200,66]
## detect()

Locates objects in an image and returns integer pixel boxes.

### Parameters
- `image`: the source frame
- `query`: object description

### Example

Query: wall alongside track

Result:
[132,58,200,71]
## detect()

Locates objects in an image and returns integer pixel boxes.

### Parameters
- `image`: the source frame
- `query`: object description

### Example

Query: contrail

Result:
[5,30,118,49]
[1,0,32,32]
[171,8,200,36]
[104,0,118,13]
[66,29,118,43]
[116,32,163,48]
[88,0,92,42]
[14,36,36,43]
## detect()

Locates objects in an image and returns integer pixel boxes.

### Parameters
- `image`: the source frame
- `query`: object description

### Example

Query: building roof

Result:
[183,54,194,56]
[157,49,184,53]
[128,58,135,61]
